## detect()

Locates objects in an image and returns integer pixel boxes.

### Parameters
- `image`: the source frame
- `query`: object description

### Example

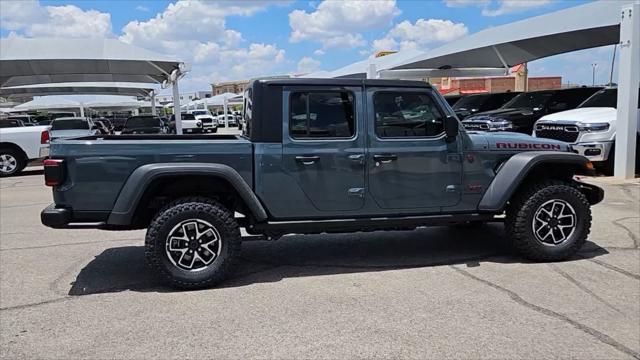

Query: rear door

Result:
[367,88,462,210]
[282,86,366,213]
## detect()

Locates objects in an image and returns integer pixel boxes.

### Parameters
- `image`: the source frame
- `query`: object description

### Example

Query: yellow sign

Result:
[374,51,397,58]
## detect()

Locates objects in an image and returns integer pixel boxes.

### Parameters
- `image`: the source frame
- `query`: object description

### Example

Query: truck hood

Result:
[537,107,616,123]
[472,131,571,152]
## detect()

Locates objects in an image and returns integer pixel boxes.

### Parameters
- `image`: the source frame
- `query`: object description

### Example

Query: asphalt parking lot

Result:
[0,169,638,359]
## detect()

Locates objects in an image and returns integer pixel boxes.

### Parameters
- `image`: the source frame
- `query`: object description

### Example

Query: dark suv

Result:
[462,87,602,134]
[452,92,521,120]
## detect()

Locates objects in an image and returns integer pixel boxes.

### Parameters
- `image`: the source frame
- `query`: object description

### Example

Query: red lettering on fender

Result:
[495,142,563,151]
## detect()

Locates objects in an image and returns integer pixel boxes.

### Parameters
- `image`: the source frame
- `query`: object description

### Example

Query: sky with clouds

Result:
[0,0,621,95]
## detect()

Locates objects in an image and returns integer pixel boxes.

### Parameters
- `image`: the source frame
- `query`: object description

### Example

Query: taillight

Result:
[40,130,50,144]
[44,159,65,186]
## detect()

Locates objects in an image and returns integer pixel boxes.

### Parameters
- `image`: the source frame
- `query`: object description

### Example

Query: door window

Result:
[290,91,355,139]
[374,92,445,138]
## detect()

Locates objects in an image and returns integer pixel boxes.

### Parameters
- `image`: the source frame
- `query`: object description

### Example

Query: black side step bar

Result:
[250,213,496,235]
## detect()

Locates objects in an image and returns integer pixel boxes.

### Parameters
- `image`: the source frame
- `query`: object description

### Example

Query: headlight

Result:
[488,119,513,130]
[577,122,609,132]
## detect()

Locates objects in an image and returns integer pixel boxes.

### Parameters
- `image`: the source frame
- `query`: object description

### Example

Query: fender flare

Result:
[107,163,268,225]
[478,151,594,212]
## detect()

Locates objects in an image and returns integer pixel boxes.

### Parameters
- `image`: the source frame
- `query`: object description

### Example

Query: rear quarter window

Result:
[289,91,355,139]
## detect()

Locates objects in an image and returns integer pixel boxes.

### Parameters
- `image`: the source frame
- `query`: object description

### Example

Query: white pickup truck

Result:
[0,124,50,176]
[534,87,640,174]
[190,110,218,133]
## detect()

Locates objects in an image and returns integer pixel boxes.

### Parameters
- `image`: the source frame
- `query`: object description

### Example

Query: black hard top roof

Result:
[255,78,433,89]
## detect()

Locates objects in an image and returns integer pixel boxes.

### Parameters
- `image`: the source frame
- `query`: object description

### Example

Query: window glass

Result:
[0,119,22,128]
[374,92,444,138]
[243,87,252,137]
[290,91,355,139]
[51,119,89,130]
[452,94,488,111]
[124,116,160,128]
[550,89,585,109]
[502,91,554,109]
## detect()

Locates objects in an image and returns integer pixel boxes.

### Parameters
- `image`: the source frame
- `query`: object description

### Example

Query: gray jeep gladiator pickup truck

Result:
[41,78,603,289]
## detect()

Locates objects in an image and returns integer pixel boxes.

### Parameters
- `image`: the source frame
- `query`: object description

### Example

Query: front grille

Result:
[200,118,213,124]
[535,124,579,143]
[463,122,489,130]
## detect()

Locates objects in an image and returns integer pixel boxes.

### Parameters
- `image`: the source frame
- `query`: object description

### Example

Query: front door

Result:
[282,87,365,214]
[367,88,462,210]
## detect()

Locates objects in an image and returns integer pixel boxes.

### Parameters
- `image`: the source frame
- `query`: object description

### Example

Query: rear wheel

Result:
[145,197,241,289]
[506,180,591,261]
[0,148,26,177]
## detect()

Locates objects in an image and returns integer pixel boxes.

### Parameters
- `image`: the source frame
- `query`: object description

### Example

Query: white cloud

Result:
[313,49,325,56]
[135,5,150,12]
[297,56,321,73]
[289,0,401,49]
[373,18,468,52]
[482,0,553,16]
[120,0,288,90]
[0,0,112,38]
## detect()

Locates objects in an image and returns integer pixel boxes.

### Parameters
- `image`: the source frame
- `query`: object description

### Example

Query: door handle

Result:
[295,155,320,165]
[373,154,398,163]
[348,154,364,164]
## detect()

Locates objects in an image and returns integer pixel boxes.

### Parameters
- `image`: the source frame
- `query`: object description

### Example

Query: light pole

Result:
[591,63,597,86]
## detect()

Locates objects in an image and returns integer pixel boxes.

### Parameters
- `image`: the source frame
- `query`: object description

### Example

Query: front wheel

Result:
[506,180,591,262]
[145,197,241,289]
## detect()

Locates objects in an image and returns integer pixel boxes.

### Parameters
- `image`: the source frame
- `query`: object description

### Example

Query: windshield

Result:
[191,111,208,116]
[0,119,22,128]
[51,119,89,130]
[125,116,159,128]
[452,95,488,110]
[502,91,554,109]
[50,113,76,120]
[579,88,618,108]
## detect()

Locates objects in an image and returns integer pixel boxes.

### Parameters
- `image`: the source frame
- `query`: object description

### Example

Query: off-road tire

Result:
[0,148,27,177]
[145,197,241,289]
[505,180,591,262]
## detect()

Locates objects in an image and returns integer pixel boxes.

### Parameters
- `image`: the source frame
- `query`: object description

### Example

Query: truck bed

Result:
[49,135,253,213]
[70,134,242,141]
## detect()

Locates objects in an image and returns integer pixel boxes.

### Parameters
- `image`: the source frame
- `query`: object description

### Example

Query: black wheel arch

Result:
[0,142,29,162]
[106,163,268,227]
[478,151,603,213]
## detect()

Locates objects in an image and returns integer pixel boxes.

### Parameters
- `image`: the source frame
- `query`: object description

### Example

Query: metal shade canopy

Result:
[0,38,183,87]
[11,96,81,111]
[0,82,156,98]
[390,0,629,72]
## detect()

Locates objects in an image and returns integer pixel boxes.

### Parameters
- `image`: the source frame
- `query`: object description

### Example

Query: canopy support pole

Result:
[173,79,182,135]
[223,97,229,128]
[614,3,639,179]
[367,64,377,79]
[79,104,85,118]
[492,46,510,75]
[151,91,157,116]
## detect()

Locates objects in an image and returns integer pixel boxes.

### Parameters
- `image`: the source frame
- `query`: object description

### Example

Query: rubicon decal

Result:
[496,142,562,150]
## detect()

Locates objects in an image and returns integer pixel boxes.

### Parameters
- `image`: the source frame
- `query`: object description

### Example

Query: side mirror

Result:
[444,115,459,143]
